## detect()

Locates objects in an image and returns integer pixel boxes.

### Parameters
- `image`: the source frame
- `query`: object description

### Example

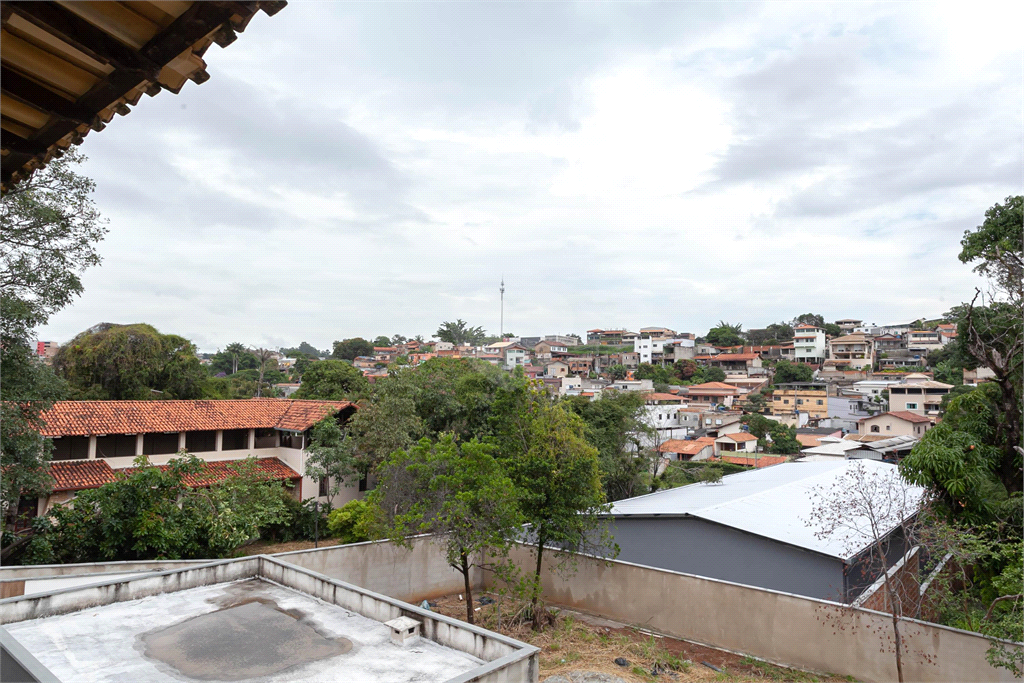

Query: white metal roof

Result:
[799,441,863,456]
[607,460,924,560]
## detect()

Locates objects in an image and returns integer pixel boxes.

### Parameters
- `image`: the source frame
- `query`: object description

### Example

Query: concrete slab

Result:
[5,579,483,683]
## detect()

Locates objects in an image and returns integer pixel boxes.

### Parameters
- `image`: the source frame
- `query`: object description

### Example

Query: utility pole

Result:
[500,277,505,340]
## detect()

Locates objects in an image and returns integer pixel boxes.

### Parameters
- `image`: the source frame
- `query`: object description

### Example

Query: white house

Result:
[792,324,827,363]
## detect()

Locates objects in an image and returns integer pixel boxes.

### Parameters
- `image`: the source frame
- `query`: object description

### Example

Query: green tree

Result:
[491,381,615,628]
[280,342,323,358]
[304,416,358,508]
[959,196,1022,302]
[372,336,392,347]
[673,359,698,380]
[210,343,259,375]
[606,364,628,380]
[634,363,672,384]
[345,372,422,472]
[293,359,368,400]
[53,323,205,399]
[701,366,727,383]
[22,454,290,563]
[822,323,842,337]
[326,499,372,544]
[367,434,523,624]
[794,313,825,327]
[435,319,487,346]
[1,150,105,529]
[563,391,654,501]
[766,422,801,455]
[773,360,814,384]
[901,384,1019,524]
[332,337,374,361]
[706,321,744,347]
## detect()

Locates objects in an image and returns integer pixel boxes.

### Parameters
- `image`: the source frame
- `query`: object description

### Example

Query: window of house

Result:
[280,431,303,450]
[783,399,789,405]
[222,429,249,451]
[319,477,329,497]
[886,425,891,431]
[817,399,823,405]
[870,425,880,433]
[906,403,918,410]
[49,436,90,461]
[96,434,138,459]
[185,430,217,453]
[358,475,369,492]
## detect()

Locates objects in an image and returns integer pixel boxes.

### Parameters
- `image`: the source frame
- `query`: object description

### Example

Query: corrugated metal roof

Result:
[607,460,924,560]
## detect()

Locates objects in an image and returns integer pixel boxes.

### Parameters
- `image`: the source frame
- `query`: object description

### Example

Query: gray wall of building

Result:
[605,517,846,601]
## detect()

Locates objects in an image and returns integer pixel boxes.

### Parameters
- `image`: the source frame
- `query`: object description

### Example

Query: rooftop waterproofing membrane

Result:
[606,460,925,560]
[0,555,538,683]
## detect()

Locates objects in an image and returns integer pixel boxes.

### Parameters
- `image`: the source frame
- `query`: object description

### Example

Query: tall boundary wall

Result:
[491,545,1021,683]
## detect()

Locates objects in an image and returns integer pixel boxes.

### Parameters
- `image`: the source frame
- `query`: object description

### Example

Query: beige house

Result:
[888,376,953,416]
[714,432,758,455]
[858,411,933,438]
[826,333,874,370]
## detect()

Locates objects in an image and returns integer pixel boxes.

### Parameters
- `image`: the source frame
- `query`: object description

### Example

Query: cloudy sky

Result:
[39,1,1022,352]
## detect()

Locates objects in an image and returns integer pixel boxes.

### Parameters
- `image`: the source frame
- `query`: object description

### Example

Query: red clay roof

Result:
[718,432,758,442]
[658,439,713,455]
[119,457,300,488]
[862,411,932,424]
[714,454,789,468]
[795,434,824,448]
[39,399,355,437]
[49,460,117,492]
[645,393,687,402]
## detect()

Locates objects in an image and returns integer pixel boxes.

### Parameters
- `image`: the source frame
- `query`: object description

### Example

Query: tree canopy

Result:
[773,360,814,384]
[292,359,368,400]
[332,337,374,360]
[435,319,487,346]
[705,321,744,347]
[53,323,205,400]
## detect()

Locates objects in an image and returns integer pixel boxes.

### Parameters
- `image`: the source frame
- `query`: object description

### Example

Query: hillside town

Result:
[0,3,1020,683]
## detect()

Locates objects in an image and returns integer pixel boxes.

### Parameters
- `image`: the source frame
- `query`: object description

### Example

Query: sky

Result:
[37,1,1023,352]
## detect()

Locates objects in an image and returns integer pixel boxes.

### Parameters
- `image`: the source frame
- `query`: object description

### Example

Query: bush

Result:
[326,499,372,544]
[261,494,329,543]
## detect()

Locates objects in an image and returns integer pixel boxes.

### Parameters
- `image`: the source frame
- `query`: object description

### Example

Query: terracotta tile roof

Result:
[118,457,300,488]
[713,454,789,468]
[38,399,355,437]
[658,439,713,455]
[700,353,760,362]
[862,411,932,424]
[645,393,687,402]
[718,432,758,442]
[694,437,718,446]
[49,460,117,492]
[795,434,824,448]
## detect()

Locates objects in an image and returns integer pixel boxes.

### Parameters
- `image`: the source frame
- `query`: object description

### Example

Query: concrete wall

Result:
[0,559,211,581]
[273,535,483,604]
[605,517,847,601]
[492,546,1020,683]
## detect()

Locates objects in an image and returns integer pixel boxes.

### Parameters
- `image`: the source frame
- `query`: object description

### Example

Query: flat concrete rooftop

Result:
[5,579,483,683]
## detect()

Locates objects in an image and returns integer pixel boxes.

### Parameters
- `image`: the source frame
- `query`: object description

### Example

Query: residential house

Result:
[561,376,583,394]
[643,393,701,444]
[27,399,359,519]
[714,432,758,455]
[486,341,531,370]
[792,324,827,363]
[844,379,901,399]
[695,343,719,356]
[352,356,377,369]
[873,334,907,354]
[274,382,301,397]
[586,329,638,345]
[888,375,952,416]
[682,382,740,408]
[693,353,765,375]
[543,334,580,347]
[858,412,933,438]
[907,330,943,352]
[772,382,829,422]
[373,346,398,363]
[516,337,542,348]
[936,323,958,346]
[635,336,692,364]
[532,340,568,360]
[432,341,455,352]
[565,356,595,375]
[602,460,924,602]
[836,319,863,335]
[544,361,570,378]
[697,411,744,438]
[657,438,715,462]
[35,341,59,363]
[664,339,697,362]
[639,327,677,338]
[825,333,874,370]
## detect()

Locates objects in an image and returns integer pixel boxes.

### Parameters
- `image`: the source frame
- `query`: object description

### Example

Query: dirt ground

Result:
[235,537,344,556]
[428,593,855,683]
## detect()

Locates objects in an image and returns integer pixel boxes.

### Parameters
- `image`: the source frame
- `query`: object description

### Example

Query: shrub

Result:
[326,499,372,544]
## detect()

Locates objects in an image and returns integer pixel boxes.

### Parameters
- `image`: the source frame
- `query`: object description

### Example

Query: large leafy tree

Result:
[773,360,814,384]
[53,323,205,399]
[332,337,374,360]
[705,321,744,347]
[209,343,259,375]
[293,359,368,400]
[304,416,358,508]
[435,319,487,346]
[490,379,615,628]
[1,151,106,526]
[345,372,422,472]
[367,434,523,624]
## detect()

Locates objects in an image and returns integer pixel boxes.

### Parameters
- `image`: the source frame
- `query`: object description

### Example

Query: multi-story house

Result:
[640,393,702,445]
[543,334,579,347]
[888,375,953,416]
[532,340,568,360]
[544,361,570,378]
[586,329,639,345]
[836,319,863,335]
[24,399,359,520]
[681,382,740,408]
[772,382,829,421]
[826,333,874,370]
[693,353,765,375]
[565,355,595,375]
[639,327,677,338]
[792,325,827,364]
[373,346,398,363]
[907,330,942,352]
[635,337,695,364]
[936,323,958,346]
[858,411,933,438]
